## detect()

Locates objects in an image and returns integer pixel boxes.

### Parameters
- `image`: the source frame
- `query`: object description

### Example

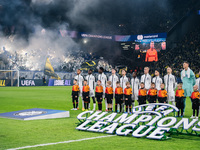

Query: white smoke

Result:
[0,25,79,71]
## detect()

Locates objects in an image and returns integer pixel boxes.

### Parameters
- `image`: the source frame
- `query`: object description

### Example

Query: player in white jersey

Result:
[131,72,140,107]
[109,68,119,109]
[141,67,152,90]
[74,69,84,110]
[164,67,176,106]
[98,67,107,110]
[152,69,163,91]
[85,69,96,111]
[120,69,129,112]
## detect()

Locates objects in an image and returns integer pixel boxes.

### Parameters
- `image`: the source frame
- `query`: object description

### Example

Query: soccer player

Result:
[98,67,107,111]
[71,79,79,110]
[141,67,151,91]
[152,69,163,91]
[158,83,167,103]
[105,81,113,112]
[120,69,129,112]
[85,69,96,111]
[115,81,123,113]
[131,72,140,107]
[190,85,200,119]
[164,67,176,106]
[109,68,119,108]
[195,70,200,92]
[148,83,157,104]
[181,62,196,114]
[82,80,90,111]
[74,69,84,110]
[124,82,132,114]
[145,41,158,62]
[95,80,103,111]
[175,84,185,117]
[138,82,147,105]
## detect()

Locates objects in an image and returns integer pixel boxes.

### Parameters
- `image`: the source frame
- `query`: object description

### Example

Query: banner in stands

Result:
[44,58,61,79]
[115,35,132,42]
[48,79,73,86]
[59,30,77,38]
[80,33,113,40]
[0,79,18,86]
[19,79,48,86]
[81,60,98,71]
[114,33,167,42]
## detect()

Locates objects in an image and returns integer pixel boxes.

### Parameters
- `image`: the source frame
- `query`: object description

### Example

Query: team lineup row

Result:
[71,63,200,118]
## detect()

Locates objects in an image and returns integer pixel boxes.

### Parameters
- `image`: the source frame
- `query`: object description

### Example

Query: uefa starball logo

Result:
[137,35,143,40]
[76,103,200,140]
[14,111,46,116]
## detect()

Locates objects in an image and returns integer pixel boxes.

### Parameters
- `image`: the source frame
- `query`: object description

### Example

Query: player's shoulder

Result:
[91,74,95,78]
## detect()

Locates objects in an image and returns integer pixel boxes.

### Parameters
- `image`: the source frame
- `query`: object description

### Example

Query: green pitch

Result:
[0,86,199,150]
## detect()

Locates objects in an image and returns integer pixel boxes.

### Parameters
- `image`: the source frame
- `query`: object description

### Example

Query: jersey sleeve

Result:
[124,88,127,95]
[155,51,158,61]
[145,51,149,62]
[191,71,196,86]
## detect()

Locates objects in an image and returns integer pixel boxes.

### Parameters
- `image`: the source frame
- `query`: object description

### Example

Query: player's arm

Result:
[173,76,176,91]
[105,88,108,99]
[175,90,178,102]
[160,77,163,83]
[191,71,196,86]
[145,51,149,62]
[155,50,158,61]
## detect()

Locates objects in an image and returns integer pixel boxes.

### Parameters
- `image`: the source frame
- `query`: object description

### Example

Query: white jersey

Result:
[98,73,107,98]
[109,74,119,92]
[195,78,200,92]
[141,73,152,90]
[120,75,129,92]
[85,74,95,91]
[152,76,163,90]
[164,74,176,93]
[74,74,84,88]
[164,74,176,102]
[131,77,140,100]
[98,73,107,88]
[85,74,95,97]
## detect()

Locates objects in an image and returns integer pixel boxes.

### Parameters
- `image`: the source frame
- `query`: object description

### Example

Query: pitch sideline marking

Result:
[7,135,116,150]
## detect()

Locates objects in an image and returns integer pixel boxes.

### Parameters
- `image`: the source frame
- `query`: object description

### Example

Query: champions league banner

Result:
[62,30,166,42]
[114,33,167,42]
[48,79,73,86]
[76,103,200,140]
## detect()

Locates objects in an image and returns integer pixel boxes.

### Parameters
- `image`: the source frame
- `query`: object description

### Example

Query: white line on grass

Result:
[7,135,116,150]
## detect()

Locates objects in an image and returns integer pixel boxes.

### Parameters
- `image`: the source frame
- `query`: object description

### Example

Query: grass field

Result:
[0,86,200,150]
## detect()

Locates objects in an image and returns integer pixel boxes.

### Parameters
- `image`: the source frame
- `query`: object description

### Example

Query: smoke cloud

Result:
[0,0,179,71]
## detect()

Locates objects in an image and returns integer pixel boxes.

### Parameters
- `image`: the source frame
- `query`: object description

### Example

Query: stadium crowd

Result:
[152,26,200,78]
